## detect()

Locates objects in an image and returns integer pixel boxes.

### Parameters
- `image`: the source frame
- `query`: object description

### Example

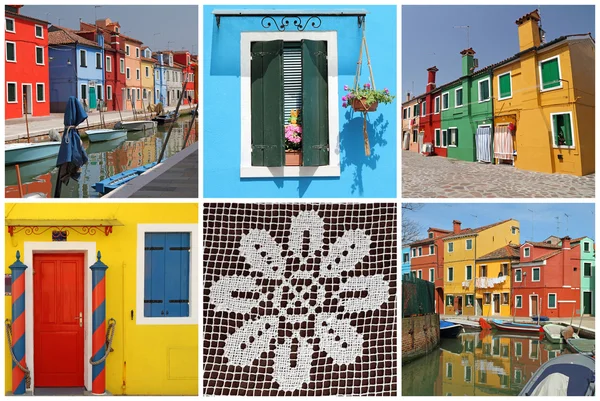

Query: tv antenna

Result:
[564,213,570,234]
[470,214,478,227]
[454,25,470,48]
[555,216,560,234]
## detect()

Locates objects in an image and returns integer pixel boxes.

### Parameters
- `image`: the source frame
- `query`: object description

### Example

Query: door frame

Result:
[23,241,96,393]
[583,291,593,315]
[529,294,539,317]
[22,83,32,115]
[492,293,500,315]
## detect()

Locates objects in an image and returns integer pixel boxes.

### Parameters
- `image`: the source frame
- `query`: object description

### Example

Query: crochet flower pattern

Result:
[209,210,390,391]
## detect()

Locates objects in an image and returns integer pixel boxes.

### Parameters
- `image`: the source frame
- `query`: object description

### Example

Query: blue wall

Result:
[154,53,168,104]
[402,246,411,276]
[49,46,77,112]
[76,42,104,102]
[203,5,397,198]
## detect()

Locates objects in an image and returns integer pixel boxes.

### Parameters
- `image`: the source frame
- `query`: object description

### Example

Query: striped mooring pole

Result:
[90,251,109,395]
[10,251,28,395]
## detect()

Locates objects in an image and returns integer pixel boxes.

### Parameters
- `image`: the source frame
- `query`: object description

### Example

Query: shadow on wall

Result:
[340,110,389,195]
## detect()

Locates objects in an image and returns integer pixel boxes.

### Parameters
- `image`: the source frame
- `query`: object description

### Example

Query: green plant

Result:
[342,83,395,108]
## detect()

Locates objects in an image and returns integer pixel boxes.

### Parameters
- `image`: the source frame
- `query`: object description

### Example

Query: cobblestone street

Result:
[402,151,595,198]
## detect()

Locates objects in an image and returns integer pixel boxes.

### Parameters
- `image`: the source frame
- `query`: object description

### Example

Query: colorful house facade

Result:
[492,10,595,176]
[4,203,198,396]
[443,219,519,316]
[173,50,194,104]
[422,67,444,156]
[571,237,595,315]
[512,237,580,318]
[402,94,421,152]
[152,52,168,105]
[204,5,397,198]
[141,47,155,108]
[5,5,50,119]
[48,26,105,113]
[475,244,520,317]
[402,246,411,277]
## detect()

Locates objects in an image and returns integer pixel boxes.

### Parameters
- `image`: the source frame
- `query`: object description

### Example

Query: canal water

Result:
[402,331,570,396]
[5,115,197,198]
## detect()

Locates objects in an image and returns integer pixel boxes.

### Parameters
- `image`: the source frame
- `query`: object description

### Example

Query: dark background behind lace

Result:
[203,203,397,396]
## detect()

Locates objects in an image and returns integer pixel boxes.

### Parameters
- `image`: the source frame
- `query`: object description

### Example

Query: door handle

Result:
[74,312,82,327]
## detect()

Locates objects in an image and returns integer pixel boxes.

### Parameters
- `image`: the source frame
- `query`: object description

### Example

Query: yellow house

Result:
[5,203,198,395]
[141,47,155,110]
[492,9,595,176]
[471,334,513,395]
[443,219,520,316]
[475,244,520,317]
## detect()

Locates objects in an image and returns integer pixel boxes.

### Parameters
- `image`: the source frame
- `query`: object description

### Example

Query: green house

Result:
[572,237,595,316]
[440,48,494,162]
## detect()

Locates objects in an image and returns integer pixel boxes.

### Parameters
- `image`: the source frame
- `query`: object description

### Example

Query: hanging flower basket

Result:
[351,97,378,112]
[285,150,302,166]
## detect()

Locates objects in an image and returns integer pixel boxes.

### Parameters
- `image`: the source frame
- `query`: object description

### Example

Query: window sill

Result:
[553,145,576,150]
[241,165,340,178]
[498,95,512,101]
[478,98,490,103]
[540,85,562,93]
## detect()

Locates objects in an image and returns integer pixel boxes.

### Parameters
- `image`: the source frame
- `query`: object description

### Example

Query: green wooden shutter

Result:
[301,40,329,166]
[541,58,560,89]
[563,113,573,146]
[251,41,284,167]
[499,74,511,98]
[435,129,440,146]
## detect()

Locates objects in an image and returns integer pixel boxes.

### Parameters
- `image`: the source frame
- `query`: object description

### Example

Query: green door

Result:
[583,292,592,314]
[89,86,97,109]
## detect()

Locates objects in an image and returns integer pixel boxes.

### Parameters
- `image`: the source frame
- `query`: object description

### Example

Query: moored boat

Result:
[152,111,178,125]
[440,320,463,338]
[531,315,550,322]
[94,162,157,195]
[489,319,543,334]
[5,142,61,165]
[114,120,157,131]
[543,324,568,344]
[566,338,595,357]
[85,128,127,143]
[445,319,482,331]
[518,354,595,396]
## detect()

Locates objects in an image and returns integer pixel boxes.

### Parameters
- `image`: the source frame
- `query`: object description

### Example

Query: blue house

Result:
[153,52,168,105]
[203,6,397,198]
[402,246,411,277]
[48,26,104,113]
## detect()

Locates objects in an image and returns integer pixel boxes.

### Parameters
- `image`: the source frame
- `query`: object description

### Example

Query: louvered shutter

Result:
[283,42,302,124]
[251,41,284,167]
[301,40,329,166]
[144,233,166,317]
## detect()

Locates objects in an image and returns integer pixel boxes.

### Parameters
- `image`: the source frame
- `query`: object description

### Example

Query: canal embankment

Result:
[402,313,440,365]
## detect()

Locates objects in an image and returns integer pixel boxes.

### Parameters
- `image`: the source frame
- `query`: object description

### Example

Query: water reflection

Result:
[6,115,197,198]
[403,331,568,396]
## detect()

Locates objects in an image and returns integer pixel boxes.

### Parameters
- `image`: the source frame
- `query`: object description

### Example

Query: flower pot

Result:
[351,97,378,112]
[285,150,302,166]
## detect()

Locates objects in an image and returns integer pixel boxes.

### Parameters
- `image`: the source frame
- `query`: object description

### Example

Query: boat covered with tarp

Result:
[518,354,595,396]
[440,320,463,338]
[490,319,542,334]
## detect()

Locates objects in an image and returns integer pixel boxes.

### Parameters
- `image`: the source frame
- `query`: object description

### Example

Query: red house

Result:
[421,67,445,157]
[173,50,194,105]
[5,5,50,119]
[512,237,581,318]
[409,227,451,314]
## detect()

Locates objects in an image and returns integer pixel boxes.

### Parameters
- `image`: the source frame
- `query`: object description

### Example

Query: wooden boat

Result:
[490,319,542,334]
[518,354,595,396]
[94,162,157,195]
[5,142,61,165]
[440,320,463,338]
[85,128,127,143]
[445,319,482,332]
[543,324,568,344]
[152,111,178,125]
[566,338,595,357]
[113,120,157,131]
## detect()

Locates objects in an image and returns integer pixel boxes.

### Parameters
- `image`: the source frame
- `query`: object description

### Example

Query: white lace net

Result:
[203,203,397,396]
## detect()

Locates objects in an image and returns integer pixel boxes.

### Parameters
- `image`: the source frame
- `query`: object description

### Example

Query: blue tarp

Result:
[56,96,88,183]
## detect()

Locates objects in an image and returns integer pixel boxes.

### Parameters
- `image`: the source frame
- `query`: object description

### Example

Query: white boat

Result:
[113,120,157,131]
[543,324,568,344]
[86,128,127,143]
[5,142,61,165]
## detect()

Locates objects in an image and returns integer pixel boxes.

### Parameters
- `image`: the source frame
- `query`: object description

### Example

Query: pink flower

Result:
[364,83,371,89]
[384,88,389,93]
[342,95,347,101]
[344,85,349,91]
[342,102,347,107]
[347,93,354,99]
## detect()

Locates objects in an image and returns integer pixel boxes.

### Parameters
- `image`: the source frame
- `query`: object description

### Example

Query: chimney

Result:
[453,220,462,234]
[426,66,438,92]
[515,10,541,52]
[406,92,411,102]
[111,32,120,53]
[460,48,476,76]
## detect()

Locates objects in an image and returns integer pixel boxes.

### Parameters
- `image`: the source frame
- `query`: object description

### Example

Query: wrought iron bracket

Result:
[214,10,368,30]
[7,225,114,237]
[260,15,322,32]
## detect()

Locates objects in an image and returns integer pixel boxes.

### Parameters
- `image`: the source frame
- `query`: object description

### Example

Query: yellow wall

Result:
[444,220,519,316]
[493,39,594,176]
[141,60,155,106]
[5,203,198,395]
[475,259,513,317]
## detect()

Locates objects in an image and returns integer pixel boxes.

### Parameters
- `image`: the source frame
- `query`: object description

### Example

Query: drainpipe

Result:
[9,251,28,395]
[90,251,109,395]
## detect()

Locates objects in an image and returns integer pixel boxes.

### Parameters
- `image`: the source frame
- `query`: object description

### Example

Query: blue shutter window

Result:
[144,232,191,317]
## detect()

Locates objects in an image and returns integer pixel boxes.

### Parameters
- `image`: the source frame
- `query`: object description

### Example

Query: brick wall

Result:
[402,313,440,364]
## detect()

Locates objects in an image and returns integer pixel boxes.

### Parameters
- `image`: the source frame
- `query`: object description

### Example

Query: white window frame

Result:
[434,95,440,114]
[515,268,522,282]
[35,82,45,102]
[240,31,340,178]
[136,47,140,58]
[478,77,491,102]
[145,66,149,77]
[446,362,453,378]
[421,101,426,117]
[584,242,590,252]
[107,85,112,100]
[550,111,575,149]
[412,248,416,257]
[34,46,44,66]
[429,244,435,255]
[79,49,87,67]
[584,262,592,276]
[96,84,102,101]
[95,52,101,69]
[532,267,540,282]
[125,44,130,56]
[448,127,458,147]
[417,270,422,279]
[464,365,472,383]
[441,92,449,111]
[120,58,125,74]
[34,24,44,39]
[429,268,435,282]
[448,242,454,253]
[497,71,512,101]
[538,55,563,92]
[465,265,473,281]
[466,239,473,250]
[515,368,522,382]
[6,40,16,62]
[6,17,15,33]
[548,293,557,309]
[512,227,517,235]
[106,55,112,72]
[136,88,140,100]
[136,68,140,80]
[524,247,530,257]
[441,129,448,148]
[418,247,422,257]
[136,224,198,325]
[126,67,130,80]
[515,295,522,308]
[434,128,441,147]
[448,267,454,282]
[6,81,18,103]
[454,87,463,108]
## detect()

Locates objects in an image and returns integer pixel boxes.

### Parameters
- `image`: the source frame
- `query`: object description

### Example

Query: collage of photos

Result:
[1,1,596,399]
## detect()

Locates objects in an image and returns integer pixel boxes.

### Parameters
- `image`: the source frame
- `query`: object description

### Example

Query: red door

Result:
[34,254,84,387]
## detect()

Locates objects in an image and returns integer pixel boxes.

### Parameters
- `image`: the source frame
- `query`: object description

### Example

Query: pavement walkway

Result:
[105,142,198,198]
[403,151,595,198]
[5,104,194,141]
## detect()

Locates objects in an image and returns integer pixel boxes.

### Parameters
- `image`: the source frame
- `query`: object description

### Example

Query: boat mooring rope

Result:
[90,318,117,366]
[5,319,31,389]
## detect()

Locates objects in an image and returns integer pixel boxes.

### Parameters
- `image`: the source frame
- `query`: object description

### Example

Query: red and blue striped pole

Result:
[90,251,109,395]
[10,251,28,395]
